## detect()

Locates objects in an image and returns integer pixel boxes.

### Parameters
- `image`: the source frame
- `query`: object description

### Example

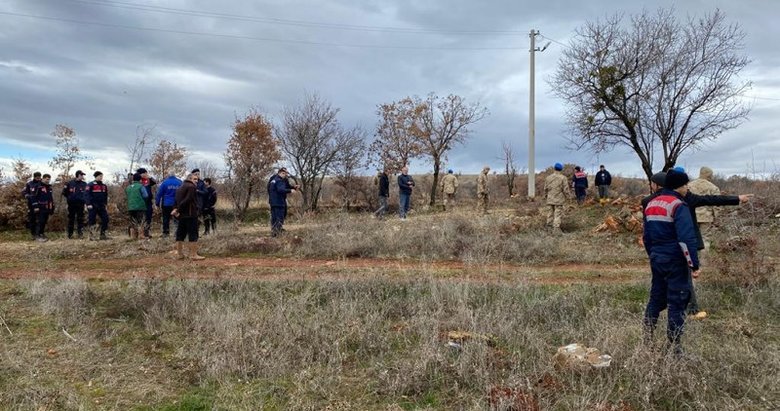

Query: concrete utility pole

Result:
[528,30,550,199]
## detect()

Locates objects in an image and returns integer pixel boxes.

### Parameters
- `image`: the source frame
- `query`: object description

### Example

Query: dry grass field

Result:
[1,187,778,410]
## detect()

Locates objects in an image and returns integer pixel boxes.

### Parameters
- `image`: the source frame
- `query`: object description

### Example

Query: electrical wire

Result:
[0,10,524,50]
[58,0,527,36]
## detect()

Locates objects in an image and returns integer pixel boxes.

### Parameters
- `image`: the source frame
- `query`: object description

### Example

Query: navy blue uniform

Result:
[31,182,55,238]
[202,186,217,234]
[62,179,88,237]
[572,171,588,204]
[268,174,293,236]
[642,189,700,352]
[22,178,41,238]
[86,180,110,237]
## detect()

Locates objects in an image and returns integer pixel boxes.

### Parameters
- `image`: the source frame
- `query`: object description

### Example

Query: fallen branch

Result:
[62,327,78,342]
[0,314,11,336]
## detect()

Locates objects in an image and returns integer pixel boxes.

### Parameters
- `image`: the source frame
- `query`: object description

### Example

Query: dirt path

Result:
[0,255,648,285]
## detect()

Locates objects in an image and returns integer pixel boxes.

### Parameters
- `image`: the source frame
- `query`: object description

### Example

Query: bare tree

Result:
[417,93,488,206]
[369,98,425,172]
[551,9,751,180]
[224,109,280,221]
[500,141,518,197]
[277,93,359,211]
[148,139,187,178]
[48,124,93,182]
[127,124,156,174]
[189,160,220,181]
[332,126,368,210]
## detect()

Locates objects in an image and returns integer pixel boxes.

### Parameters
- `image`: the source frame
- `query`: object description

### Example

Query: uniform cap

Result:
[554,163,563,171]
[447,169,453,174]
[664,169,689,190]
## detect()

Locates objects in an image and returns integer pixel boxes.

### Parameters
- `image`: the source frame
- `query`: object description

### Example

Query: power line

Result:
[0,11,524,50]
[539,34,568,48]
[59,0,527,36]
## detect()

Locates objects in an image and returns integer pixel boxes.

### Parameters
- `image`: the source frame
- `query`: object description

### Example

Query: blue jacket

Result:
[62,179,88,203]
[573,171,588,188]
[155,176,182,207]
[86,181,109,206]
[22,179,41,208]
[398,174,415,195]
[642,189,700,270]
[32,182,55,212]
[268,174,293,207]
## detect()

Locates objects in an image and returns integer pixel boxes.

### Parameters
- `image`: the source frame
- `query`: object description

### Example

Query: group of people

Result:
[21,167,217,253]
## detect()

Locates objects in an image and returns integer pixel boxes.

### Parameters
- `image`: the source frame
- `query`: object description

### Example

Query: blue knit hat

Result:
[447,169,453,174]
[554,163,563,171]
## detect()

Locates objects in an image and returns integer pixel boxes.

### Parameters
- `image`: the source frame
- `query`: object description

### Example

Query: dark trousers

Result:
[175,217,199,242]
[144,203,153,236]
[575,187,587,204]
[687,271,700,315]
[270,206,286,236]
[202,208,216,234]
[67,201,85,237]
[27,207,37,237]
[644,255,691,349]
[88,205,109,234]
[374,196,388,218]
[35,210,50,237]
[161,206,175,235]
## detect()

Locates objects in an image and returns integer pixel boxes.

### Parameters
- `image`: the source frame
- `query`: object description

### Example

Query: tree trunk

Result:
[429,157,440,206]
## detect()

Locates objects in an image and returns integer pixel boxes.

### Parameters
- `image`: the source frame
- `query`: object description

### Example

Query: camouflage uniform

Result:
[476,167,490,214]
[544,171,569,229]
[688,166,720,250]
[440,173,459,210]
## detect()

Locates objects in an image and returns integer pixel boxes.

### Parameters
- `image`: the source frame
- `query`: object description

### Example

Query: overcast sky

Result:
[1,0,778,180]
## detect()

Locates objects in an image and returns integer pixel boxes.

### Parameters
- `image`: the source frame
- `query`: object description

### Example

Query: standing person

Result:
[62,170,88,239]
[440,169,459,211]
[544,163,569,234]
[172,173,205,260]
[85,171,110,240]
[31,174,55,242]
[155,171,182,238]
[572,166,589,205]
[642,170,752,320]
[397,165,415,219]
[22,171,42,240]
[125,174,148,240]
[191,168,207,213]
[642,169,699,356]
[688,166,720,250]
[268,167,296,236]
[476,166,491,215]
[373,169,390,218]
[595,164,612,205]
[134,168,156,239]
[202,178,217,235]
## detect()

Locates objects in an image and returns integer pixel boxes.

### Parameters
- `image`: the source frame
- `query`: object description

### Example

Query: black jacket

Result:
[377,173,389,197]
[595,170,612,186]
[62,179,88,203]
[642,190,739,250]
[175,180,199,218]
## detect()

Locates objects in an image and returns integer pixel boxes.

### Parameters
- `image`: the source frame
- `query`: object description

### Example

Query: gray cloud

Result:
[1,0,778,179]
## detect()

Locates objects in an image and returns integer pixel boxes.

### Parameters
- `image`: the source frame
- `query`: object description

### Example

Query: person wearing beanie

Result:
[476,166,491,215]
[642,167,754,332]
[22,171,43,240]
[86,171,110,240]
[642,168,698,356]
[125,173,149,240]
[61,170,88,239]
[133,167,156,238]
[544,162,570,233]
[439,168,459,211]
[572,165,589,205]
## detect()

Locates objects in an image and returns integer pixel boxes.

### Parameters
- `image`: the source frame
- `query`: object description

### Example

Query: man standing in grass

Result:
[22,171,42,240]
[440,169,458,211]
[595,164,612,205]
[642,169,699,356]
[172,173,205,260]
[62,170,87,239]
[268,167,297,236]
[544,163,569,234]
[155,171,182,238]
[397,165,415,219]
[476,166,490,215]
[86,171,110,240]
[31,173,54,242]
[202,178,217,235]
[125,174,148,241]
[373,168,390,218]
[572,166,588,205]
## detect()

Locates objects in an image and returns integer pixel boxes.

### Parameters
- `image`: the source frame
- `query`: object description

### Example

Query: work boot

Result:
[35,235,48,243]
[689,311,708,320]
[129,227,139,240]
[77,232,84,239]
[175,241,186,260]
[99,232,110,241]
[187,243,205,260]
[88,226,97,241]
